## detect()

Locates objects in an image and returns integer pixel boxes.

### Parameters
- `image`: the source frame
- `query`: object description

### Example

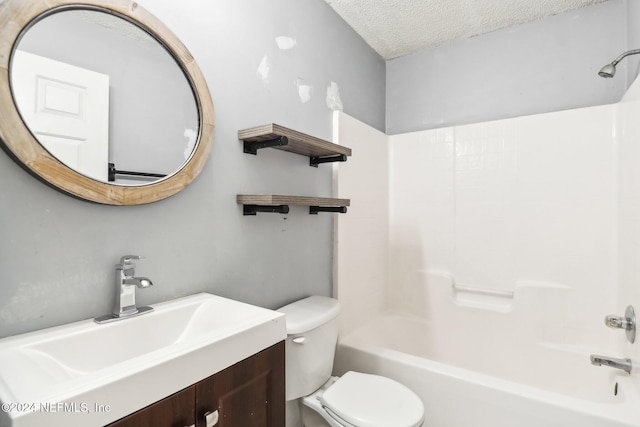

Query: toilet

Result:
[277,296,425,427]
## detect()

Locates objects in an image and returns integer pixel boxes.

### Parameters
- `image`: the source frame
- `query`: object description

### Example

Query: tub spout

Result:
[590,355,632,374]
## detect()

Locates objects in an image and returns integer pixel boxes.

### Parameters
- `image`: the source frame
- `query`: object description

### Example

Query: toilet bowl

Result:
[277,296,425,427]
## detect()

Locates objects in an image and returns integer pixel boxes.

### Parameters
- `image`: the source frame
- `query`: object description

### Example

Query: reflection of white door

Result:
[11,50,109,181]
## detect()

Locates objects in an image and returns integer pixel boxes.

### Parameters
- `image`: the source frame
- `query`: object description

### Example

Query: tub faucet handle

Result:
[606,315,631,329]
[604,305,636,344]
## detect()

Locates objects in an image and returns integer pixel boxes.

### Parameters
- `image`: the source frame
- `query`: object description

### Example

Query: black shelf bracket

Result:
[309,206,348,215]
[310,154,347,167]
[108,163,166,182]
[243,204,290,215]
[243,136,289,155]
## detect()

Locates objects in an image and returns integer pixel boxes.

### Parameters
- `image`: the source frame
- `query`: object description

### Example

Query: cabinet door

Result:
[106,386,196,427]
[195,341,285,427]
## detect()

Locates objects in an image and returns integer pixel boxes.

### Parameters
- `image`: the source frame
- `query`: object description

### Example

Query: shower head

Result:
[598,63,616,78]
[598,49,640,78]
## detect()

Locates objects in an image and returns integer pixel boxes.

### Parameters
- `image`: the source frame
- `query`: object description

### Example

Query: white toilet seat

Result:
[313,371,424,427]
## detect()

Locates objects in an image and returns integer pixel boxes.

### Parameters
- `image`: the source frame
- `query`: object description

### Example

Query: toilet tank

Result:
[277,296,341,401]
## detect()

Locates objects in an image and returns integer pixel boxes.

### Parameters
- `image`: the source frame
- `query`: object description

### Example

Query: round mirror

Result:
[0,0,215,204]
[13,9,200,185]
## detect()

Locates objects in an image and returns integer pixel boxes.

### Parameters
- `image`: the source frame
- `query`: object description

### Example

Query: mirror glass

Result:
[11,8,199,185]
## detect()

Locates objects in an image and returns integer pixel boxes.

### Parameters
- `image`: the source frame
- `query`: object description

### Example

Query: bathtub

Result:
[333,312,639,427]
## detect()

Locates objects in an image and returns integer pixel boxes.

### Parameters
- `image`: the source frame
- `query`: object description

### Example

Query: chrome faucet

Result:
[590,355,632,374]
[95,255,154,324]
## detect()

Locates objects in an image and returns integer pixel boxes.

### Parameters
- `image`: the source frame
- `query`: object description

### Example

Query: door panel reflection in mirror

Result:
[12,50,109,181]
[14,8,198,185]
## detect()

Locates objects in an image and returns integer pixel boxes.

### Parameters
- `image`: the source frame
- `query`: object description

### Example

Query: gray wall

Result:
[386,0,638,134]
[628,0,640,88]
[0,0,385,338]
[5,0,634,338]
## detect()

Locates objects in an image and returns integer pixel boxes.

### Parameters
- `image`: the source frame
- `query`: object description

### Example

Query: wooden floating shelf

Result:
[237,195,350,215]
[237,195,351,206]
[239,123,352,167]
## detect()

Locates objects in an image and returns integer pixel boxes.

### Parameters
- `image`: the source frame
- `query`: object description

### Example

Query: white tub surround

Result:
[617,69,640,377]
[333,112,389,336]
[333,74,640,425]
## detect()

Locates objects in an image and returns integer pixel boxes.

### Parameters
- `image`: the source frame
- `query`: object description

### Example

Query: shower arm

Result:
[609,49,640,66]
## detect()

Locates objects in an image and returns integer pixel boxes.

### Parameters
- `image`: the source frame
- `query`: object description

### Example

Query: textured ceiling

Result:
[324,0,610,60]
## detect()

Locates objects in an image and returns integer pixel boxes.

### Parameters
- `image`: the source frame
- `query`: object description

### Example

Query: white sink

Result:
[0,293,286,427]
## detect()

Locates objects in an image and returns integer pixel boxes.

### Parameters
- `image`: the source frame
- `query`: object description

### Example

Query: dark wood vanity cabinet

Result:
[107,342,285,427]
[105,387,196,427]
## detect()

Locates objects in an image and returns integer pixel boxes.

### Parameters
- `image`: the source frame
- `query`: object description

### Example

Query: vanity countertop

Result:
[0,293,286,427]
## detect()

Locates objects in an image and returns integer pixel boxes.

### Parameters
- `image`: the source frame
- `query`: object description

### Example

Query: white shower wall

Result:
[617,79,640,367]
[389,105,617,326]
[335,75,640,365]
[333,112,389,336]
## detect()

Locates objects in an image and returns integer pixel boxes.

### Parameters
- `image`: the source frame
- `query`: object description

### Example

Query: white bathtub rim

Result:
[337,338,639,425]
[341,310,634,399]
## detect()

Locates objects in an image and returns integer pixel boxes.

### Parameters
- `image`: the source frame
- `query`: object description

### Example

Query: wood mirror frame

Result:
[0,0,215,205]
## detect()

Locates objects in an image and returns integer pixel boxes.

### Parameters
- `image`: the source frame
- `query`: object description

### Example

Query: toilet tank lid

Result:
[277,296,341,334]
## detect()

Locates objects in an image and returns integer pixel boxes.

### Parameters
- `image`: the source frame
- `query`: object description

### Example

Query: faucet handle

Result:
[604,305,636,344]
[605,315,630,329]
[119,255,145,266]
